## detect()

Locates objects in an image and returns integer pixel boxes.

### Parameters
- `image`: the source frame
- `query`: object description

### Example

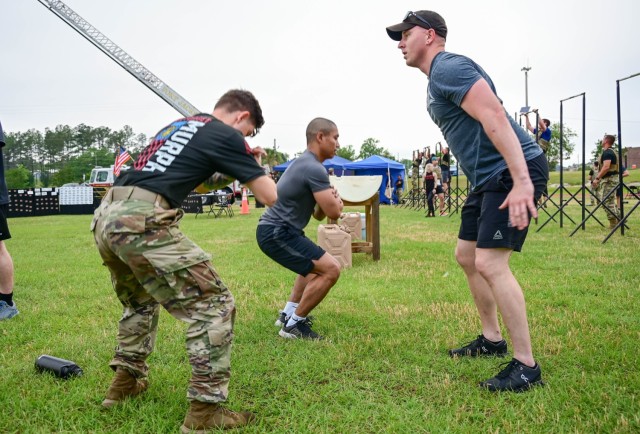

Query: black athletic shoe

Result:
[479,358,544,392]
[279,318,323,340]
[274,312,288,327]
[449,335,508,358]
[275,312,314,327]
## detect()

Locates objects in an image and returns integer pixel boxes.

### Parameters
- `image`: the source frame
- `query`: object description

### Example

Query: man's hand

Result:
[331,186,344,211]
[499,180,537,230]
[313,186,343,220]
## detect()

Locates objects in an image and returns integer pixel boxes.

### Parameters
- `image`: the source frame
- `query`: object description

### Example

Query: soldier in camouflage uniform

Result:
[411,152,423,191]
[431,157,446,215]
[592,135,620,229]
[92,90,277,432]
[588,161,600,206]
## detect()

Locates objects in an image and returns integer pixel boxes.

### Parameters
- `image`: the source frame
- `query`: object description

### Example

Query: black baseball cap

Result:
[386,11,448,41]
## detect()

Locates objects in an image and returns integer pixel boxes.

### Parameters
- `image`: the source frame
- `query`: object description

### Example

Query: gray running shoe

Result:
[0,301,18,320]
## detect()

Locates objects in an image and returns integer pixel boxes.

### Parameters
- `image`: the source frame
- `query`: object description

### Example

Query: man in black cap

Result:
[386,11,548,392]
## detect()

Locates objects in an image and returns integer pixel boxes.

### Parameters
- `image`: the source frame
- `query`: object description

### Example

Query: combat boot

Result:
[180,401,256,433]
[101,367,149,408]
[609,217,619,229]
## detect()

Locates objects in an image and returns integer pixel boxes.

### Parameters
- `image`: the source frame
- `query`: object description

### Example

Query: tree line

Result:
[3,123,148,189]
[2,122,406,189]
[6,121,575,189]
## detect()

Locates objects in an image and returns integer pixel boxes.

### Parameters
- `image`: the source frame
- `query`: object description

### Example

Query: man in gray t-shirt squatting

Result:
[257,118,344,340]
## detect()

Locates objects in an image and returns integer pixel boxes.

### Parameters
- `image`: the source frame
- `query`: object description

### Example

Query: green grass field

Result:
[1,200,639,433]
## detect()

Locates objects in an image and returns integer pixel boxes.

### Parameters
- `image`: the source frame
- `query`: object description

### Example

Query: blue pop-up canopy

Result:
[344,155,406,204]
[323,155,352,175]
[273,155,354,174]
[272,159,295,172]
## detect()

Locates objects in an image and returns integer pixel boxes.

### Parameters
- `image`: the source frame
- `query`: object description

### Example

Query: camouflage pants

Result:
[92,196,234,403]
[597,177,619,220]
[589,182,600,205]
[411,170,420,190]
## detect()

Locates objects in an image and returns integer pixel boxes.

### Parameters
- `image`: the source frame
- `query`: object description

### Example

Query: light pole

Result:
[521,66,532,107]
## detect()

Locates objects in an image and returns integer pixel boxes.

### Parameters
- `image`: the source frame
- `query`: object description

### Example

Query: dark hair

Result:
[603,134,616,146]
[214,89,264,137]
[305,117,337,144]
[542,119,550,127]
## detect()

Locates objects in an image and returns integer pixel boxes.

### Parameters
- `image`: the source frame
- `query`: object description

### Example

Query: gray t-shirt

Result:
[259,150,331,231]
[427,52,543,190]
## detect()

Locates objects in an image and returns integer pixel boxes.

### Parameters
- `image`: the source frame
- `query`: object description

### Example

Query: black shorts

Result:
[458,153,548,252]
[0,204,11,241]
[256,224,325,276]
[441,168,451,184]
[435,185,444,194]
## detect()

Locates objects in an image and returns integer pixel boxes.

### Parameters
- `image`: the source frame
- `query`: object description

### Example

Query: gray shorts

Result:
[256,224,325,276]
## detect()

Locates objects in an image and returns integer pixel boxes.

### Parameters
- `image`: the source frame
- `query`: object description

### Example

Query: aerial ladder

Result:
[36,0,200,117]
[36,0,244,198]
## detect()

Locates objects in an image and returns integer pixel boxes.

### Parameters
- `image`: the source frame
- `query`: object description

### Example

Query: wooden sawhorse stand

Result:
[329,192,380,261]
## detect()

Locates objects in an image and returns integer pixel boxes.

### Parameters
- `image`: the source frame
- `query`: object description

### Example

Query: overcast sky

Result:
[2,0,639,165]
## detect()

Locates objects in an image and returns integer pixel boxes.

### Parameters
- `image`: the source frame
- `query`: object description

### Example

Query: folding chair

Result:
[210,192,234,218]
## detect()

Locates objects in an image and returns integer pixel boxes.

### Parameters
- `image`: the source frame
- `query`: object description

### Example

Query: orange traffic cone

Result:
[240,188,250,215]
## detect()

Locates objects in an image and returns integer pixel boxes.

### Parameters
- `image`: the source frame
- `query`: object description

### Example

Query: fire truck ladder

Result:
[36,0,200,117]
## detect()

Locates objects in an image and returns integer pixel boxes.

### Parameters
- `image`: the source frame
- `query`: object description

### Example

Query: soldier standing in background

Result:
[411,151,423,191]
[592,134,620,229]
[588,161,599,206]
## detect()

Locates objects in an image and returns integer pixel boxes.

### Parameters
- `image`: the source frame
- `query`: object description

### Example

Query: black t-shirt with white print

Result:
[115,114,265,208]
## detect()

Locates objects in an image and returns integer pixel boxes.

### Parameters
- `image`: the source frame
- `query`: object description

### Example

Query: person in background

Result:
[394,174,404,204]
[592,134,620,229]
[616,165,629,210]
[523,110,551,154]
[387,10,547,392]
[440,147,451,196]
[0,120,17,320]
[411,151,423,191]
[423,163,437,217]
[588,161,600,206]
[523,110,551,204]
[92,90,277,432]
[257,118,343,341]
[431,158,447,216]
